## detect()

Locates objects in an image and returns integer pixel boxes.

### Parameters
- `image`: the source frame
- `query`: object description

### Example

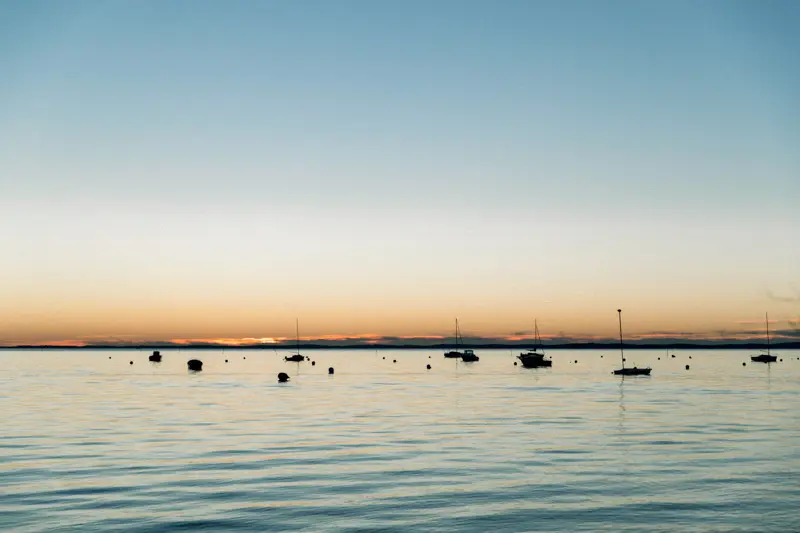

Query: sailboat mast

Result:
[766,312,770,356]
[617,309,625,369]
[295,318,300,354]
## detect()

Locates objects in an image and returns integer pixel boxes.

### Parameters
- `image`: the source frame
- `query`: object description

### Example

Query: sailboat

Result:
[518,319,552,368]
[612,309,651,376]
[284,319,305,362]
[751,312,777,363]
[444,318,465,358]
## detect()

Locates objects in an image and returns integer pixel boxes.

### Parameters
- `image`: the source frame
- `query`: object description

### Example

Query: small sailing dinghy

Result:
[444,318,465,358]
[613,309,651,376]
[284,319,306,362]
[751,312,777,363]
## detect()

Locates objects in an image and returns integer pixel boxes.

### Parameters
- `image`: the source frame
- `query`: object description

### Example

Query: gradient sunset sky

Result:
[1,1,798,346]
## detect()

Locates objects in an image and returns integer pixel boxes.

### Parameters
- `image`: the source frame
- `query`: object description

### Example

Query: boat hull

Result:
[613,367,651,376]
[750,355,777,363]
[444,351,463,358]
[461,355,479,362]
[519,358,552,368]
[284,355,305,362]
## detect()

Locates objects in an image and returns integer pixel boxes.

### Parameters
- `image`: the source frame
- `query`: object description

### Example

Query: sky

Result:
[1,1,798,346]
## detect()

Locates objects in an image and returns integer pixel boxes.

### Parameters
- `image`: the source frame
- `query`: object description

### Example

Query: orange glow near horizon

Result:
[2,326,797,348]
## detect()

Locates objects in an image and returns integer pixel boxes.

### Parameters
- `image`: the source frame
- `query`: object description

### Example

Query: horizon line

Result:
[3,340,799,350]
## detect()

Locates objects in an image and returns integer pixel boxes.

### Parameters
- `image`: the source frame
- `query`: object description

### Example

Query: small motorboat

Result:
[461,349,479,362]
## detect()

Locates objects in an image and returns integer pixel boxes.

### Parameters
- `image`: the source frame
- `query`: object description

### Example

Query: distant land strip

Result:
[3,342,799,350]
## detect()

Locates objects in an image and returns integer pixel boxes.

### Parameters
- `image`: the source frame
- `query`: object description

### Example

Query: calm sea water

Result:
[1,348,799,532]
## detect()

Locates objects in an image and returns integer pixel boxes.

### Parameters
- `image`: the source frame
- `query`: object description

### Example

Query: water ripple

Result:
[1,349,799,532]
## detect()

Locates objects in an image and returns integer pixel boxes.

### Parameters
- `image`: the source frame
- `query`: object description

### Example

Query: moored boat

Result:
[612,309,651,376]
[461,349,479,362]
[751,312,777,363]
[284,319,307,362]
[518,320,551,368]
[444,318,465,358]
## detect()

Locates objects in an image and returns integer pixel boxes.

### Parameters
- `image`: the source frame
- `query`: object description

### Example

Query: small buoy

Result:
[108,356,111,359]
[779,358,783,362]
[671,354,675,358]
[622,358,626,362]
[426,364,431,370]
[428,355,431,358]
[685,365,690,370]
[382,357,385,360]
[742,362,746,366]
[657,357,661,360]
[393,360,397,363]
[243,357,246,360]
[129,361,133,365]
[312,361,316,366]
[600,355,603,358]
[188,359,203,371]
[513,361,518,366]
[574,360,578,364]
[277,372,289,383]
[328,367,334,375]
[225,359,228,363]
[689,356,692,359]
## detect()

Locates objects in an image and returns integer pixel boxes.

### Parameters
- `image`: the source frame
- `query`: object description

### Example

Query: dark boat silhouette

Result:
[518,319,552,368]
[461,349,479,362]
[751,312,777,363]
[284,319,306,362]
[612,309,651,376]
[444,318,465,358]
[148,350,162,362]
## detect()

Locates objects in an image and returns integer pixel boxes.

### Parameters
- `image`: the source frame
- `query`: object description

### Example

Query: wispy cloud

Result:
[736,319,779,325]
[170,337,279,346]
[767,286,800,303]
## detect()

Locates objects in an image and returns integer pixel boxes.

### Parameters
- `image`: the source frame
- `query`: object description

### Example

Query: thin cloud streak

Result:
[767,287,800,303]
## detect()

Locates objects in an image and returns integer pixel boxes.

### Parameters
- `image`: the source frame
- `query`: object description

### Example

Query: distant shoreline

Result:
[2,342,798,350]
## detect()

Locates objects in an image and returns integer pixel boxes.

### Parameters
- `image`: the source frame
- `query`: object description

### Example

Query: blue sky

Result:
[0,1,798,345]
